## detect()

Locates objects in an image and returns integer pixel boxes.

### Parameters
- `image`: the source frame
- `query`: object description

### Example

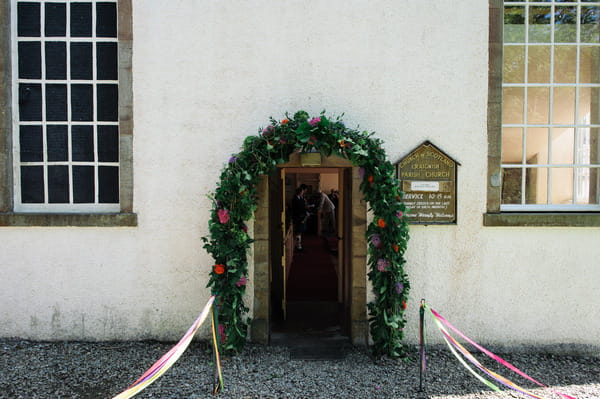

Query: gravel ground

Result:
[0,340,598,399]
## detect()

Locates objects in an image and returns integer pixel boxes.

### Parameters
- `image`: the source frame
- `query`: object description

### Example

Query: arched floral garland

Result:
[202,111,410,357]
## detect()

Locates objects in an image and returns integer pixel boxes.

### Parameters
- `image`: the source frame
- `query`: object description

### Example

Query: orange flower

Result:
[368,175,374,184]
[401,301,407,310]
[393,244,399,252]
[339,140,346,147]
[214,264,225,275]
[281,118,289,124]
[377,218,386,228]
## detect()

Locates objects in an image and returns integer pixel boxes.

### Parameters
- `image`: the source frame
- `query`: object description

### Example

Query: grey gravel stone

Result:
[0,340,598,398]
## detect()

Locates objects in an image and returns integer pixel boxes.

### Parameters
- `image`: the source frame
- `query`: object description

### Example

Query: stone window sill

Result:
[483,213,600,227]
[0,212,137,227]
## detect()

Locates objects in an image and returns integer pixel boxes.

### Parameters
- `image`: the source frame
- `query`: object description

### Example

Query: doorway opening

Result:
[251,153,368,349]
[269,166,352,353]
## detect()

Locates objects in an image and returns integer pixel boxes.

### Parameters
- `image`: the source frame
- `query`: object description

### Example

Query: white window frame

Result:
[10,0,120,213]
[501,0,600,212]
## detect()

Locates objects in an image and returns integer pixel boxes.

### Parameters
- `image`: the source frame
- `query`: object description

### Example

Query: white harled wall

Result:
[1,1,598,350]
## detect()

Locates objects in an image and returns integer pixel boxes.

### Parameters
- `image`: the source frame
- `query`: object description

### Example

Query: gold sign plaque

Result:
[396,141,458,224]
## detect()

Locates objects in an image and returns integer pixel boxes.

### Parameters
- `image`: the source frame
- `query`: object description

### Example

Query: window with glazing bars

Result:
[502,1,600,211]
[13,0,119,212]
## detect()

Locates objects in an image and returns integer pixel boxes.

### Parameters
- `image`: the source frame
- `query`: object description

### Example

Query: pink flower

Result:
[241,224,248,233]
[236,276,247,287]
[308,117,321,126]
[396,211,403,219]
[217,209,230,224]
[377,259,390,272]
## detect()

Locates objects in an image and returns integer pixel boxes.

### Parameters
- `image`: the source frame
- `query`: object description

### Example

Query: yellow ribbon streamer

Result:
[112,296,217,399]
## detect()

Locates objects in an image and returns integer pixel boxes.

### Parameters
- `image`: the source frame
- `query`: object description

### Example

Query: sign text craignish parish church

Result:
[396,141,458,224]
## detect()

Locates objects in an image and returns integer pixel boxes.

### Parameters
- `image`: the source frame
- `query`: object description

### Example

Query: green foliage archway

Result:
[202,111,410,357]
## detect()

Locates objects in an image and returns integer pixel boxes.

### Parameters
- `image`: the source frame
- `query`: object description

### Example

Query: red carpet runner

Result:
[286,233,338,301]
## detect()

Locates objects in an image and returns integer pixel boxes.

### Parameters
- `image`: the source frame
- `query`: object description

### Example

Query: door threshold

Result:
[271,330,351,360]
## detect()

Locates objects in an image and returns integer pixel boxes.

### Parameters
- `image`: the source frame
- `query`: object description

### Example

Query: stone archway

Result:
[203,111,410,357]
[250,153,368,345]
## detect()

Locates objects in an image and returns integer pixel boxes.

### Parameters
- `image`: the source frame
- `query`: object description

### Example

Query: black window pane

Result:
[96,3,117,38]
[70,42,93,80]
[72,125,94,161]
[99,166,119,203]
[45,2,66,37]
[45,41,67,80]
[73,166,94,203]
[19,84,42,121]
[21,166,44,203]
[18,42,41,79]
[96,42,118,80]
[70,3,92,37]
[48,165,69,203]
[19,125,43,162]
[45,84,67,121]
[97,84,118,121]
[98,125,119,162]
[18,3,40,37]
[47,125,68,161]
[71,84,93,121]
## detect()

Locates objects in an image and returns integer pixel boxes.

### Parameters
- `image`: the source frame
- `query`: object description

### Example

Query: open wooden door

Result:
[341,167,353,334]
[281,168,293,320]
[269,170,285,322]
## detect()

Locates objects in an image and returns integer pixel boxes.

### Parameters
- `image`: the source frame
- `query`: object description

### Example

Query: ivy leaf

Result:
[352,147,369,157]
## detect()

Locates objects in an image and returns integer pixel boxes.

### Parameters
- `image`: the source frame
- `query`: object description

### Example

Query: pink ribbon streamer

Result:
[429,306,577,399]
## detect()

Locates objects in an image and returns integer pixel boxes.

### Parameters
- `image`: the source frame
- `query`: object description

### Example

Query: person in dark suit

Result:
[292,184,309,250]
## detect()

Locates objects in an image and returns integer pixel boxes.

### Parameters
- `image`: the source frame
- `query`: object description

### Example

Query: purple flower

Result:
[308,117,321,127]
[228,156,237,164]
[236,276,247,287]
[261,125,275,136]
[395,282,404,294]
[377,259,390,272]
[371,234,382,249]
